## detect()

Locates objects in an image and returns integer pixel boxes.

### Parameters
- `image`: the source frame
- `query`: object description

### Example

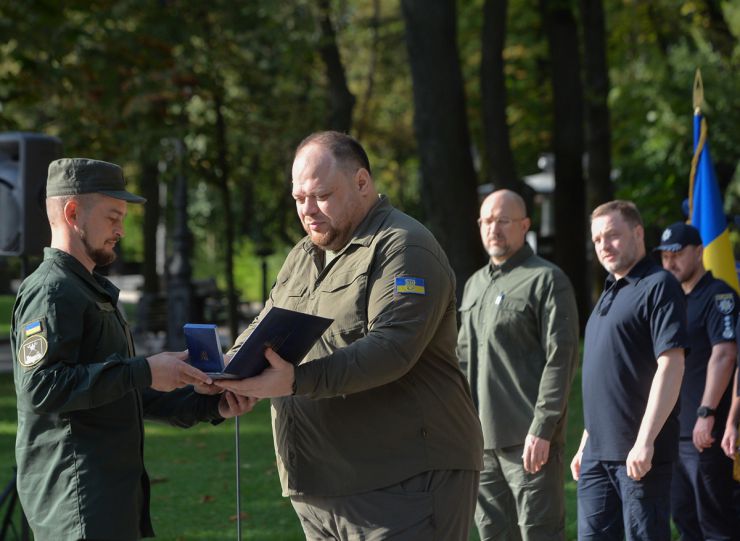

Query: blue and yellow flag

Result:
[688,70,739,293]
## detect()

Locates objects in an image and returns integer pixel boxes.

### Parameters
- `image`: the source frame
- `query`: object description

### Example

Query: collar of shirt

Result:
[686,270,713,299]
[488,243,534,277]
[603,255,656,290]
[43,247,120,304]
[302,195,392,260]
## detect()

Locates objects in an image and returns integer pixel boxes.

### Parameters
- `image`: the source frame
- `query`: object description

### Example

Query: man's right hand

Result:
[147,351,213,392]
[721,423,738,458]
[570,451,582,481]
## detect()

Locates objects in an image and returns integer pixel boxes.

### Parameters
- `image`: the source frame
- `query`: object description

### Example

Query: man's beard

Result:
[80,229,117,267]
[306,224,352,252]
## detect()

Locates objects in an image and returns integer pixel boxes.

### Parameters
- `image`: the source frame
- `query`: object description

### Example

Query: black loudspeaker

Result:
[0,132,62,256]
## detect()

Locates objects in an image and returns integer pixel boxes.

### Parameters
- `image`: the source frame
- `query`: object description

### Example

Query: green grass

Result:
[0,364,603,541]
[143,401,304,540]
[0,377,304,540]
[0,295,13,340]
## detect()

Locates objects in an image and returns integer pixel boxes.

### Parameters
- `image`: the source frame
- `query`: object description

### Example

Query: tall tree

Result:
[480,0,519,190]
[317,0,356,132]
[580,0,613,211]
[541,0,589,321]
[400,0,485,299]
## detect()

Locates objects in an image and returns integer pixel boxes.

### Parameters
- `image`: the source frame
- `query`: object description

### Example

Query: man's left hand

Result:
[692,416,715,452]
[522,434,550,474]
[215,347,295,398]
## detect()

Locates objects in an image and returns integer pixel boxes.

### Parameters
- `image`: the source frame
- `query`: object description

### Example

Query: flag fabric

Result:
[688,109,740,293]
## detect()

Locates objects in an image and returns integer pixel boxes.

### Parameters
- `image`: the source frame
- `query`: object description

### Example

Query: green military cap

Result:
[46,158,146,203]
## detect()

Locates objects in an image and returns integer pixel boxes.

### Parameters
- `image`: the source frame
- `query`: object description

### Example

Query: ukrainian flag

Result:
[688,72,739,293]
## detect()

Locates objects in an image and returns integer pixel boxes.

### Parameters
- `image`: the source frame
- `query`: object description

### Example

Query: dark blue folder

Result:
[185,307,333,380]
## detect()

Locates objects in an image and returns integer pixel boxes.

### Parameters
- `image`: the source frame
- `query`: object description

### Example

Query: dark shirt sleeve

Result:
[705,288,738,346]
[455,278,475,380]
[649,274,688,358]
[142,388,223,427]
[15,284,152,414]
[295,243,454,398]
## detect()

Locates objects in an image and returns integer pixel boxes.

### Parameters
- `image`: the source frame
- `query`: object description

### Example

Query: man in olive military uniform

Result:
[216,131,484,540]
[457,189,579,541]
[12,158,255,541]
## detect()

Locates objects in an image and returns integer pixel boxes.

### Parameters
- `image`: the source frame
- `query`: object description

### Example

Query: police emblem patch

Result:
[661,228,672,242]
[18,334,48,368]
[714,293,735,315]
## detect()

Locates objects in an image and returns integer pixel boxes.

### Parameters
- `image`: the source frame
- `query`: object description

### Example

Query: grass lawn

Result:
[0,375,304,540]
[0,369,583,540]
[0,295,13,339]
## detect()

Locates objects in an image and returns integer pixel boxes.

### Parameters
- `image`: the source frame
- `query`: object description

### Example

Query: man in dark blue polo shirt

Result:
[571,200,687,541]
[656,222,737,541]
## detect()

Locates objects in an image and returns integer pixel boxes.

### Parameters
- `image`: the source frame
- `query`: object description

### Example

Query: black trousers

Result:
[671,438,735,541]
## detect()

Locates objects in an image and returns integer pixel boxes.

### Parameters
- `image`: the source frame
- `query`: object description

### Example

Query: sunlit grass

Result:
[0,362,592,540]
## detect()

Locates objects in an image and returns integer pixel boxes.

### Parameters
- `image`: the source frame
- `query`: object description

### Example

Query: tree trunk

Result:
[580,0,613,211]
[541,0,590,324]
[579,0,612,304]
[140,158,160,296]
[317,0,356,132]
[401,0,485,302]
[480,0,519,190]
[355,0,381,140]
[213,89,239,343]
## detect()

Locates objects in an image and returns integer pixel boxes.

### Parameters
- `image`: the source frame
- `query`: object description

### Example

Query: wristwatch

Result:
[696,405,716,418]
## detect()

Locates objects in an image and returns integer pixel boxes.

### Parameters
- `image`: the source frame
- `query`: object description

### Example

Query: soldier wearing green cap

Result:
[11,158,256,540]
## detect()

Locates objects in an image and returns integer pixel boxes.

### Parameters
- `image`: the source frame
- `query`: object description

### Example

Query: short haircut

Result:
[295,131,372,176]
[591,200,643,228]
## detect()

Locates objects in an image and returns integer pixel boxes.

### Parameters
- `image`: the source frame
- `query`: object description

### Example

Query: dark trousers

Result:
[577,458,672,541]
[290,469,479,541]
[671,439,735,541]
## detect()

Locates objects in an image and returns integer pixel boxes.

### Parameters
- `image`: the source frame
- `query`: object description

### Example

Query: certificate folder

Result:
[184,307,333,380]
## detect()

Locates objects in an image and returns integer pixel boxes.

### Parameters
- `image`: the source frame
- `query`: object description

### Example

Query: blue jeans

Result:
[577,458,672,541]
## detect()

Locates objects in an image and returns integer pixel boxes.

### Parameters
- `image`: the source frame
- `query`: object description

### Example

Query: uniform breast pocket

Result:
[495,298,528,325]
[318,269,368,342]
[459,296,480,323]
[273,275,308,311]
[83,302,128,358]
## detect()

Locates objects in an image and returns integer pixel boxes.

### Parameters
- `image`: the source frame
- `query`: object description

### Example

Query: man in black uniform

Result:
[657,222,737,541]
[12,158,255,541]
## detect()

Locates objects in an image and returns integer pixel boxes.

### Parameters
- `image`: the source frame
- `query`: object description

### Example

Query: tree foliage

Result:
[0,0,738,309]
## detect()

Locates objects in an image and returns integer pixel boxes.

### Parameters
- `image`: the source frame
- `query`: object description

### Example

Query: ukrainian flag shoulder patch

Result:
[395,276,426,295]
[24,320,42,337]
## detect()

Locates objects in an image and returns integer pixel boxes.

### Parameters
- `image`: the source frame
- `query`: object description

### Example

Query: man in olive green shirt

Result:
[12,158,254,541]
[217,131,483,540]
[457,190,579,541]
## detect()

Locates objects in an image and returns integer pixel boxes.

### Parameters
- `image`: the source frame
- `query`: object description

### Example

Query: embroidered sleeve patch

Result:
[395,276,426,295]
[19,335,48,368]
[24,320,42,336]
[715,293,735,315]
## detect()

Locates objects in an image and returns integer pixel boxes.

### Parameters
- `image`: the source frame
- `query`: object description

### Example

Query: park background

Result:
[0,0,739,539]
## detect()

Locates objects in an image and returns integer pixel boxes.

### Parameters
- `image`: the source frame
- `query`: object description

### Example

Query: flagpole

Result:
[687,68,705,222]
